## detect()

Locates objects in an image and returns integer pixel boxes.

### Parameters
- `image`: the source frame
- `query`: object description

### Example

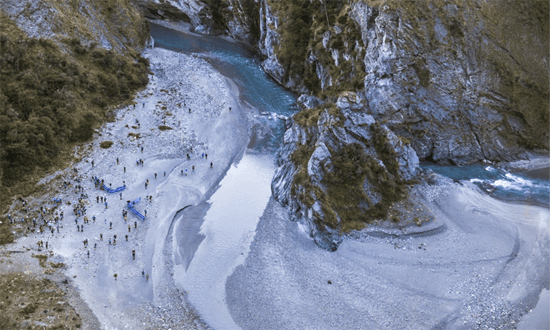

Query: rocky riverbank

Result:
[1,46,249,329]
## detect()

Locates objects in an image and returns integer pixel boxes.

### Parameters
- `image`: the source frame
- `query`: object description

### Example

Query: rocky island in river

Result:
[0,1,548,329]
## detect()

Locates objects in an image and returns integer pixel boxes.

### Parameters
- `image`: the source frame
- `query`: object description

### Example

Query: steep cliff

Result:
[259,0,549,165]
[138,0,260,44]
[1,0,149,52]
[272,94,420,250]
[138,0,548,249]
[134,0,549,164]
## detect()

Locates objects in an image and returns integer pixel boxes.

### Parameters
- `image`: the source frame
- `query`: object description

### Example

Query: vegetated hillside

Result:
[0,1,150,217]
[1,0,149,52]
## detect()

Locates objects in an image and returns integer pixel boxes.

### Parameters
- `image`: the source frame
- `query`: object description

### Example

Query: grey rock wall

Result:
[272,101,419,250]
[132,0,548,248]
[258,0,548,165]
[138,0,259,44]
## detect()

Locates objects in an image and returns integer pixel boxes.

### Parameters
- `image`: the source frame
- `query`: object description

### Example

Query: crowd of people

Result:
[5,131,217,283]
[3,94,233,290]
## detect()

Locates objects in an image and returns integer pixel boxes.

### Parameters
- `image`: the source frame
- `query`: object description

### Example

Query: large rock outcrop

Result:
[140,0,548,248]
[137,1,548,164]
[258,0,549,165]
[272,97,419,250]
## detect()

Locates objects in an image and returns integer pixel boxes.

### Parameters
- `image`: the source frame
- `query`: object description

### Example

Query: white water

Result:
[175,153,275,329]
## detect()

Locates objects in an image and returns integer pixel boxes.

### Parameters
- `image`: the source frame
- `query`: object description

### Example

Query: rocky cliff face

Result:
[258,0,549,165]
[139,1,548,164]
[1,0,149,52]
[137,0,260,44]
[272,94,419,250]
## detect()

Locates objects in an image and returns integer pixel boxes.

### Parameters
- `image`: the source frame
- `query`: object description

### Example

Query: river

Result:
[151,22,297,329]
[149,23,549,330]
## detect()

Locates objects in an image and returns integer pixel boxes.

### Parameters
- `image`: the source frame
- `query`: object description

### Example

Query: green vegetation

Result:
[291,144,314,166]
[0,15,149,213]
[322,144,374,226]
[293,102,342,128]
[128,132,141,139]
[322,140,406,230]
[158,125,172,131]
[0,219,14,245]
[20,302,38,315]
[0,272,82,329]
[33,254,49,268]
[268,0,366,96]
[50,261,65,268]
[288,121,407,232]
[293,105,322,127]
[100,141,114,149]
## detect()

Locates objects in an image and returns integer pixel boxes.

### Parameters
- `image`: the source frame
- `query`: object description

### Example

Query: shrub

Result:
[99,141,114,149]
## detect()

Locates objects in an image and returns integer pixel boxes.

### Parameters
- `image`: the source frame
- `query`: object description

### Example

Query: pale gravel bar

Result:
[226,180,550,329]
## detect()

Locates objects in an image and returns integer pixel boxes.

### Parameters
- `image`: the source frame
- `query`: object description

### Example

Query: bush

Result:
[322,142,406,226]
[99,141,113,149]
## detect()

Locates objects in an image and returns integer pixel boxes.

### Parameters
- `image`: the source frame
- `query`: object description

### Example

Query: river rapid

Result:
[150,23,549,330]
